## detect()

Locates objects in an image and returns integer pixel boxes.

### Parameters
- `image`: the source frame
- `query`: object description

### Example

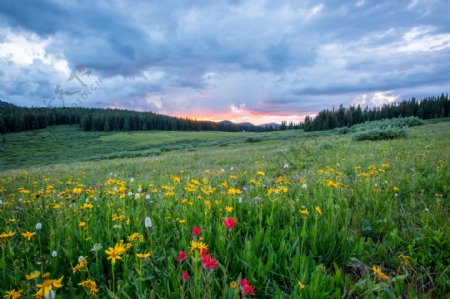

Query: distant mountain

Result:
[0,100,16,107]
[236,122,255,127]
[259,123,281,129]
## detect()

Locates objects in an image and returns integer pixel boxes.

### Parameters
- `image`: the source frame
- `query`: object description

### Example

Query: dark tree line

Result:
[0,107,267,134]
[301,94,450,131]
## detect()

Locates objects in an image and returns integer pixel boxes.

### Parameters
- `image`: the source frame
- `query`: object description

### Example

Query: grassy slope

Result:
[0,125,305,170]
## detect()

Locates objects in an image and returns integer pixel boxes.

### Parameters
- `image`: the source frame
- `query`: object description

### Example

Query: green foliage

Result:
[352,127,407,141]
[351,117,424,132]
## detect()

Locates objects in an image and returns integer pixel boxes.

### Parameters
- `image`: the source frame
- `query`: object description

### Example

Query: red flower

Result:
[181,271,190,281]
[177,250,187,263]
[192,226,201,236]
[223,217,237,231]
[201,254,218,270]
[240,278,255,297]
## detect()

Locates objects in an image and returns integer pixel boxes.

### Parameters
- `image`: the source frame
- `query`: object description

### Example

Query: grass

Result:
[0,125,305,171]
[0,121,449,298]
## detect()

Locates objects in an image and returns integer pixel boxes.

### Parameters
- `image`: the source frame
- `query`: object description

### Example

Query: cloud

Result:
[0,0,449,123]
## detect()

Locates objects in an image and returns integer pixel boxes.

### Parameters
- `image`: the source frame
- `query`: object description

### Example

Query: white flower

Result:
[127,191,133,197]
[283,163,289,169]
[138,186,142,193]
[113,186,118,191]
[113,224,122,229]
[135,193,141,199]
[230,167,234,170]
[78,256,84,262]
[145,216,152,229]
[145,194,150,200]
[35,223,42,230]
[52,251,58,257]
[0,199,2,205]
[238,197,243,203]
[130,177,135,183]
[301,184,308,189]
[85,198,90,203]
[91,243,103,252]
[45,290,55,299]
[220,168,225,172]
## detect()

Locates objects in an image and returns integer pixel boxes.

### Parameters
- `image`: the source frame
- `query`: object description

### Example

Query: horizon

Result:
[1,1,450,125]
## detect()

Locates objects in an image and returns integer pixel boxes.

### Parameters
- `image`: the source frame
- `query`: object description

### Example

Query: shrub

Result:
[352,127,407,141]
[351,117,424,132]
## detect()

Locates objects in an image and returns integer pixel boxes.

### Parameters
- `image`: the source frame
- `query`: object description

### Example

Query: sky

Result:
[0,0,449,125]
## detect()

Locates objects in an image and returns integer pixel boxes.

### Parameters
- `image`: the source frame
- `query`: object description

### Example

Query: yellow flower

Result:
[26,271,40,280]
[189,240,208,253]
[41,272,50,279]
[3,289,22,299]
[73,187,82,195]
[78,221,87,228]
[257,171,265,176]
[72,257,88,273]
[136,252,151,259]
[299,208,309,216]
[372,266,390,283]
[230,281,238,289]
[393,186,399,192]
[178,219,187,224]
[315,206,323,215]
[21,231,35,241]
[105,243,126,265]
[35,276,63,299]
[0,231,15,239]
[225,206,234,213]
[298,280,305,290]
[80,203,93,210]
[78,279,99,295]
[128,232,144,243]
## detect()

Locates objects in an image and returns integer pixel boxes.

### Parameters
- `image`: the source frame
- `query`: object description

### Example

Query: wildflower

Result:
[145,217,152,229]
[137,186,142,192]
[80,203,93,210]
[393,186,399,192]
[230,281,238,289]
[181,271,190,282]
[177,250,187,263]
[372,266,390,283]
[145,194,151,200]
[257,171,265,176]
[105,243,126,265]
[45,290,55,299]
[135,193,140,199]
[136,252,151,259]
[240,279,256,297]
[225,206,234,213]
[21,231,35,241]
[35,223,42,230]
[73,187,82,195]
[192,226,201,237]
[52,251,58,257]
[78,221,87,228]
[35,276,63,299]
[128,232,144,243]
[26,271,40,280]
[72,256,88,273]
[298,280,305,290]
[3,289,23,299]
[91,243,103,252]
[201,254,218,270]
[284,163,289,169]
[130,177,135,183]
[0,231,15,239]
[189,240,208,253]
[254,196,261,201]
[301,183,308,189]
[299,208,309,216]
[223,217,237,232]
[78,279,99,295]
[315,206,323,215]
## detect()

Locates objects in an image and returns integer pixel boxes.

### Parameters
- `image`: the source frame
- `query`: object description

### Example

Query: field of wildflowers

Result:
[0,121,449,298]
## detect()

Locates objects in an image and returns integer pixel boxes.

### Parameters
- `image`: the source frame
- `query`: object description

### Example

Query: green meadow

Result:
[0,121,449,298]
